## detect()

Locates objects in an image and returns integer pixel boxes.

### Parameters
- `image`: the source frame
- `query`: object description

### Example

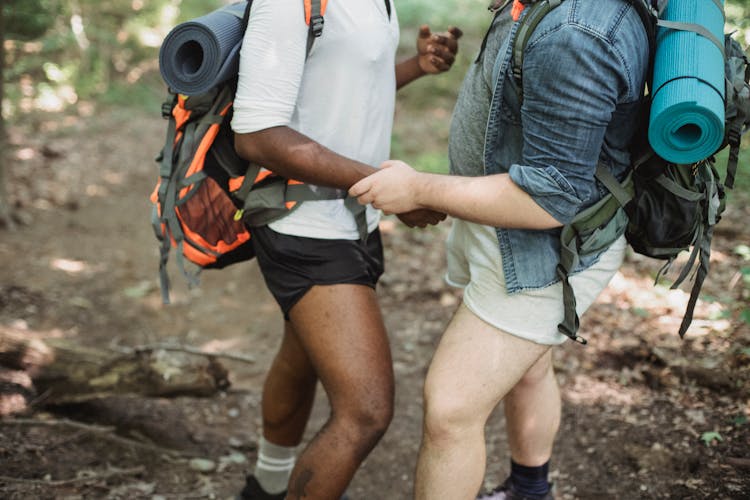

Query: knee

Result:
[514,353,554,390]
[422,387,481,447]
[336,392,394,450]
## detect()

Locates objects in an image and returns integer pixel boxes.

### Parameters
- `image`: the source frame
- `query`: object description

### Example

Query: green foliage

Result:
[1,0,750,171]
[176,0,225,23]
[396,0,490,35]
[700,431,723,446]
[4,0,60,40]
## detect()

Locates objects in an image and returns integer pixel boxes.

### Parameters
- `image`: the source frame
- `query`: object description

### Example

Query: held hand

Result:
[349,160,423,215]
[417,25,463,74]
[397,209,447,228]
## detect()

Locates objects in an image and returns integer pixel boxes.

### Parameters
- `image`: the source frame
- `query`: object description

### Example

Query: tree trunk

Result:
[0,327,231,415]
[0,3,13,229]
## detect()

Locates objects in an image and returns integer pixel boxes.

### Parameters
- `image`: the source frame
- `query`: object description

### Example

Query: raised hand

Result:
[417,25,463,74]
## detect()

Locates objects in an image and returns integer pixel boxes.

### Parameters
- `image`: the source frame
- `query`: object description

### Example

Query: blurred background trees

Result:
[0,0,749,222]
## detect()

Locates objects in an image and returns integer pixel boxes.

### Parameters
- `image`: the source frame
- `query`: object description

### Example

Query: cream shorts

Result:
[445,219,626,345]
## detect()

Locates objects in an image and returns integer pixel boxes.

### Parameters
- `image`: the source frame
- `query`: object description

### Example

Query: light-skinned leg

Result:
[284,283,395,500]
[415,304,550,500]
[504,350,560,467]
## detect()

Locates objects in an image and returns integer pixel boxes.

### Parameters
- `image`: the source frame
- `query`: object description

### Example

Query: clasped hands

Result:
[351,25,459,228]
[349,161,444,228]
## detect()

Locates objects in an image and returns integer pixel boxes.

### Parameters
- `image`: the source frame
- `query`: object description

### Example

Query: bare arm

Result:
[234,126,377,190]
[349,160,561,230]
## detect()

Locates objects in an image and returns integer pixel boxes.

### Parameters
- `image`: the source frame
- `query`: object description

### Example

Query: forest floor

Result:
[0,105,749,500]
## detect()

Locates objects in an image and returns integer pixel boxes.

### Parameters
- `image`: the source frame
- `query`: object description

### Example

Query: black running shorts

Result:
[250,225,385,317]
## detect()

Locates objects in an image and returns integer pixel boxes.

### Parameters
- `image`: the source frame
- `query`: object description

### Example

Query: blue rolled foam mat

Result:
[159,2,248,96]
[648,0,725,164]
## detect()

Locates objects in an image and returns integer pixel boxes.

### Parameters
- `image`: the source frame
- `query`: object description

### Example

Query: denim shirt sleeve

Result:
[508,23,635,224]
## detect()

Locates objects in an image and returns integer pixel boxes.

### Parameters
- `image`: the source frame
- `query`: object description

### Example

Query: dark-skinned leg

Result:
[286,283,394,500]
[261,320,318,447]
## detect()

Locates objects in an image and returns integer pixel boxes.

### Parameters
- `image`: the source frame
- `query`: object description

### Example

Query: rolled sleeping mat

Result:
[159,1,248,96]
[648,0,726,164]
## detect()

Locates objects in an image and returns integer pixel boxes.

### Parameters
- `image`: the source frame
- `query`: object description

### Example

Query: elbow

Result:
[234,132,260,163]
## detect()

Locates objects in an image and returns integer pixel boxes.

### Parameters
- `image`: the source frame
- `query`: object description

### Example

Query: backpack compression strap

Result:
[556,165,633,344]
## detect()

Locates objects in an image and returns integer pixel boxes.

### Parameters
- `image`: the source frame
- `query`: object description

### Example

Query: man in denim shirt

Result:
[350,0,650,498]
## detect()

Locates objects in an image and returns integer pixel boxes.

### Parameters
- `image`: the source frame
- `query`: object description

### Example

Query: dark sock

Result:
[509,459,550,497]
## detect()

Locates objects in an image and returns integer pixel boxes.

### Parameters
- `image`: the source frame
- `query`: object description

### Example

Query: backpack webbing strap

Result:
[512,0,659,100]
[556,233,586,344]
[155,86,235,303]
[241,0,253,30]
[556,164,632,344]
[673,162,720,337]
[345,195,370,242]
[154,99,180,304]
[306,0,326,57]
[656,20,725,59]
[511,0,562,97]
[678,224,712,337]
[239,0,321,60]
[652,0,726,57]
[724,40,750,190]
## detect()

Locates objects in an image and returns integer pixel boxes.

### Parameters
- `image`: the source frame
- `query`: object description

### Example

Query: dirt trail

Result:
[0,107,748,499]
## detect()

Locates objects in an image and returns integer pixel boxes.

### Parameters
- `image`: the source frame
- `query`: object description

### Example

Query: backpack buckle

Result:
[161,101,174,119]
[727,126,741,147]
[310,14,324,37]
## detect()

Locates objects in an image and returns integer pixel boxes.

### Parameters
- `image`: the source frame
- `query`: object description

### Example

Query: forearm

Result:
[234,126,377,190]
[415,172,562,229]
[395,55,427,90]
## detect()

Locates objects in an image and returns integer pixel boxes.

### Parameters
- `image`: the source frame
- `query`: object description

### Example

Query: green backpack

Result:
[510,0,750,343]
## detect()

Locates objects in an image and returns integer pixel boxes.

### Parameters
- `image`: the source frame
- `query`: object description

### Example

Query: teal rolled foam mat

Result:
[648,0,726,164]
[159,2,248,96]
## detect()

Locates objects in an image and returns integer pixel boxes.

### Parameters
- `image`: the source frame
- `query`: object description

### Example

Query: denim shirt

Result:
[483,0,649,292]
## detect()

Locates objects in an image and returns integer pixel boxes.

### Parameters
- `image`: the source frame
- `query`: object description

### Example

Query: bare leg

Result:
[504,350,560,466]
[285,284,394,500]
[261,321,318,447]
[415,304,550,500]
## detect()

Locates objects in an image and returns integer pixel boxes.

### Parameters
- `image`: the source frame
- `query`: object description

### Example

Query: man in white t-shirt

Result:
[231,1,461,498]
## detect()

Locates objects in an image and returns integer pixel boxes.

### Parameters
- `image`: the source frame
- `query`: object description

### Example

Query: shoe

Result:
[237,475,286,500]
[477,478,554,500]
[236,475,350,500]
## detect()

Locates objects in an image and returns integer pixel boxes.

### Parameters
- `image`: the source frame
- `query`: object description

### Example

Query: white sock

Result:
[254,436,297,494]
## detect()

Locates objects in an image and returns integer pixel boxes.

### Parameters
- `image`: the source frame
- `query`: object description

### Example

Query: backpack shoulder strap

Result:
[241,0,325,59]
[240,0,253,33]
[304,0,327,56]
[511,0,562,91]
[512,0,658,97]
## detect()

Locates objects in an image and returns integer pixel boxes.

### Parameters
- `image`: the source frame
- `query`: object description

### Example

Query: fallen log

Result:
[0,327,230,412]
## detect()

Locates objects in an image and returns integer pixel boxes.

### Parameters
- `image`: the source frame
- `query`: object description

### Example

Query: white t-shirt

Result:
[231,0,399,240]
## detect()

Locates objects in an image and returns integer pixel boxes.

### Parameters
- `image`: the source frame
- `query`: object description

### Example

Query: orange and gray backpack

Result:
[151,0,391,304]
[152,0,385,303]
